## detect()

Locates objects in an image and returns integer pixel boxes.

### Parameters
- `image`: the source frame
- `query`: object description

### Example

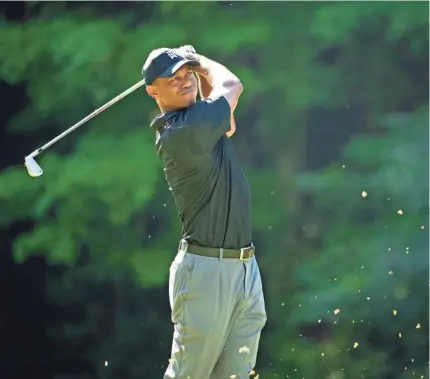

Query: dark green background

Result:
[0,2,428,379]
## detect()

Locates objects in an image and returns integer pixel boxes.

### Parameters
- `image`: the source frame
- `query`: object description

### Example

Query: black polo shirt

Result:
[150,96,252,249]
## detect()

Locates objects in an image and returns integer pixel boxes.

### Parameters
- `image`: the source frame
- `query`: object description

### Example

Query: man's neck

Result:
[158,103,192,114]
[157,102,181,114]
[158,105,171,114]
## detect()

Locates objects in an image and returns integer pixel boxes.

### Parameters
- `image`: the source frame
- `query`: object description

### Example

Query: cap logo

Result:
[166,51,178,59]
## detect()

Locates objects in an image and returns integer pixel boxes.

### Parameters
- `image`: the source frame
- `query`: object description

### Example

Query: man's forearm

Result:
[177,46,241,93]
[194,53,240,137]
[195,54,242,95]
[197,70,236,137]
[197,74,213,100]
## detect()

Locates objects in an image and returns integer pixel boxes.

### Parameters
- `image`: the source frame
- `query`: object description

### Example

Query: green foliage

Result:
[0,2,427,378]
[289,108,428,377]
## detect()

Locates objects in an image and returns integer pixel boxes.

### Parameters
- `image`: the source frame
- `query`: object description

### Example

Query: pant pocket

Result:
[169,253,195,318]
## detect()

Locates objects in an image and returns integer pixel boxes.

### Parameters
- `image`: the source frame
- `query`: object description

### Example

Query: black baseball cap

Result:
[142,48,200,85]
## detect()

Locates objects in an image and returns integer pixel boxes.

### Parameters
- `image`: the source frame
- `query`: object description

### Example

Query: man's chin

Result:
[185,96,197,106]
[177,91,197,108]
[174,97,196,110]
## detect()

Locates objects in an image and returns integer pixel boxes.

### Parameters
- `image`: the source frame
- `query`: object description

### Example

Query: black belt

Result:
[179,240,255,260]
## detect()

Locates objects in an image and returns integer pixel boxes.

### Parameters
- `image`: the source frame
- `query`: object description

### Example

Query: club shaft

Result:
[27,79,146,158]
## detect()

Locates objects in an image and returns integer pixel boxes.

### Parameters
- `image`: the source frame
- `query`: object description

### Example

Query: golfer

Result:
[143,46,267,379]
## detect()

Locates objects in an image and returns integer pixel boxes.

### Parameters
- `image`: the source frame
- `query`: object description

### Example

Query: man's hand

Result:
[174,46,209,79]
[176,45,197,61]
[176,46,210,78]
[176,45,238,138]
[175,46,212,99]
[192,65,209,77]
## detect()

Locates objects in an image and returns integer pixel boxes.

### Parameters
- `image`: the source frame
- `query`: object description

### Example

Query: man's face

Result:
[147,65,198,110]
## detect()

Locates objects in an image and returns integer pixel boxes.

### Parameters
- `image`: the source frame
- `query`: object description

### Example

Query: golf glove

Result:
[176,45,197,60]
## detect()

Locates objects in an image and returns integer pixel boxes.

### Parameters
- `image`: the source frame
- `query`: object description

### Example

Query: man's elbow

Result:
[234,80,243,95]
[226,113,236,138]
[218,80,243,111]
[230,81,243,108]
[224,79,243,94]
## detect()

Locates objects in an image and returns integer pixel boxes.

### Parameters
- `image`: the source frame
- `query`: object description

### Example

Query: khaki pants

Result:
[164,249,267,379]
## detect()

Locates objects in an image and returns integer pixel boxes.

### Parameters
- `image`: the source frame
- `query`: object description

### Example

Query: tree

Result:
[0,1,427,378]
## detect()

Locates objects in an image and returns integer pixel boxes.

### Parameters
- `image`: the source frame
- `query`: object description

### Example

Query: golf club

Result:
[24,79,146,177]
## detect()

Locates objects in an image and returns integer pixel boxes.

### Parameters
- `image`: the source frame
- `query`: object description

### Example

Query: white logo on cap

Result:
[166,51,178,59]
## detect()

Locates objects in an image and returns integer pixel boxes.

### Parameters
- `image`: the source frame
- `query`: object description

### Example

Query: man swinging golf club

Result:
[143,45,267,379]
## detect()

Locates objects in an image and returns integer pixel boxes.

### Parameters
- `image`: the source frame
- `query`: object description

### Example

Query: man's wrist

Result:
[197,72,213,99]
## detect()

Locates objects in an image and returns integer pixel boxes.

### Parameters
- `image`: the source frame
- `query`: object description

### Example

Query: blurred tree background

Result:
[0,2,428,379]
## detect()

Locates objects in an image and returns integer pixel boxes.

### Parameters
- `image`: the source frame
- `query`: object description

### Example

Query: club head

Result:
[25,156,43,177]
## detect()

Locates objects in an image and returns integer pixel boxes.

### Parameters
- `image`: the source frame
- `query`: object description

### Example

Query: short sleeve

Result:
[184,96,231,153]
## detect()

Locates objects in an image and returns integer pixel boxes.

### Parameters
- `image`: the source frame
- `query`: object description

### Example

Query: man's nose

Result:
[181,76,192,88]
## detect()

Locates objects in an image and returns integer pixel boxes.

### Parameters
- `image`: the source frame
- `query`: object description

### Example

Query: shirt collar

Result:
[150,111,179,130]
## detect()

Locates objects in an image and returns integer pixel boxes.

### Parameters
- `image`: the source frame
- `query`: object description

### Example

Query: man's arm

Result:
[197,71,236,137]
[173,46,240,150]
[196,73,212,100]
[177,45,243,108]
[193,54,243,113]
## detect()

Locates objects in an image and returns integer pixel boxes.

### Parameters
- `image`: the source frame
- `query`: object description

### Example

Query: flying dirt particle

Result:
[393,310,398,315]
[416,323,421,329]
[353,342,359,348]
[239,346,250,354]
[361,191,368,198]
[398,333,402,338]
[334,308,340,315]
[389,271,393,275]
[397,209,403,215]
[104,361,108,366]
[420,225,425,230]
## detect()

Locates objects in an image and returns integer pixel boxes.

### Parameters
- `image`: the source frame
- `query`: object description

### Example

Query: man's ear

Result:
[146,85,158,99]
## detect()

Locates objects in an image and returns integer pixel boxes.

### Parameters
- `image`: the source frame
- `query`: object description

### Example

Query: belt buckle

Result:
[239,243,254,261]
